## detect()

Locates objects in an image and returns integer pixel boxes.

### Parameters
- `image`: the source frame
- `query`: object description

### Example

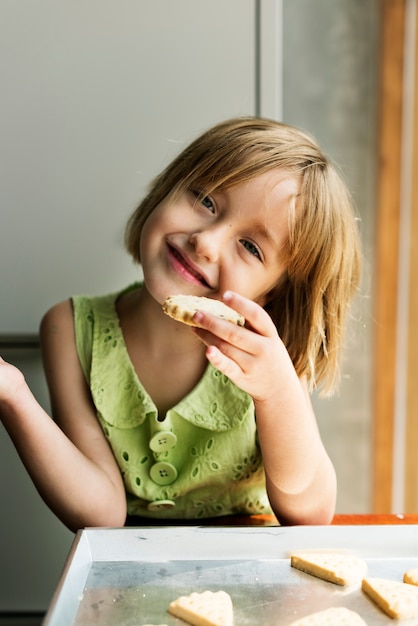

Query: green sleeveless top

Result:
[72,284,271,519]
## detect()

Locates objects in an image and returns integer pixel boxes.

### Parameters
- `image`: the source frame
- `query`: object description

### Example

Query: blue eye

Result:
[200,195,215,212]
[191,190,215,213]
[240,239,262,260]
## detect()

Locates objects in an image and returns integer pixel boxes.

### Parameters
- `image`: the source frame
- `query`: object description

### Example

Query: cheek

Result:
[250,267,288,307]
[141,205,168,240]
[144,206,184,237]
[139,221,151,255]
[220,269,269,304]
[139,215,160,261]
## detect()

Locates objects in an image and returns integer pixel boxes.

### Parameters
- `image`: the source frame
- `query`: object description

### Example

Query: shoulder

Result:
[40,298,92,386]
[40,299,74,343]
[39,299,84,399]
[39,288,121,345]
[71,283,141,319]
[39,299,77,368]
[40,296,97,383]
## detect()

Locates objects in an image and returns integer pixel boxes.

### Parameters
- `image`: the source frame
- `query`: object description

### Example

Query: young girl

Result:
[0,117,361,531]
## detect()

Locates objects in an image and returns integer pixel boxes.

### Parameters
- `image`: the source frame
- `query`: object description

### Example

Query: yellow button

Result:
[149,462,178,485]
[149,431,177,453]
[147,499,176,512]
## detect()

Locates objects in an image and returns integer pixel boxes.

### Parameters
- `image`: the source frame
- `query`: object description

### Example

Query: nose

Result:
[188,228,224,262]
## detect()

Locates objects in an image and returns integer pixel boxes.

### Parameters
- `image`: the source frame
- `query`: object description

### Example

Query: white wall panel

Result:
[0,0,256,334]
[0,0,257,611]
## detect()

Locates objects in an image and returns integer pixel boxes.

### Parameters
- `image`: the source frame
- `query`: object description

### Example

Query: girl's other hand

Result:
[0,357,27,408]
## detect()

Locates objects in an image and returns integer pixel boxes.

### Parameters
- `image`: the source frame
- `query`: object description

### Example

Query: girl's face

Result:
[140,169,299,307]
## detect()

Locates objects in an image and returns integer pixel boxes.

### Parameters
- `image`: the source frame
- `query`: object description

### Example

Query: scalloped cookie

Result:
[168,590,233,626]
[362,576,418,619]
[290,552,367,586]
[162,295,244,327]
[404,568,418,586]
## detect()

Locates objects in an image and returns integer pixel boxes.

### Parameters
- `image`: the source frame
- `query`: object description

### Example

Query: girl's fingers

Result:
[205,344,244,379]
[192,292,278,356]
[222,291,276,336]
[193,310,249,351]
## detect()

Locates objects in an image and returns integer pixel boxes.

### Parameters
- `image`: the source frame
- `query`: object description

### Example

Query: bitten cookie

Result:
[162,295,245,327]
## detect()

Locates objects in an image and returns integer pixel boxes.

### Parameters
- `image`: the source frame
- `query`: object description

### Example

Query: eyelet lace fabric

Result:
[72,284,271,519]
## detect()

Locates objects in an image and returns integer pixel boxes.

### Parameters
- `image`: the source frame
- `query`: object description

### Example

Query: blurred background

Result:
[1,0,417,621]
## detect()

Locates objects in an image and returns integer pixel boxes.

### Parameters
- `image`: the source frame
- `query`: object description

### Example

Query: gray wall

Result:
[0,0,379,613]
[0,0,258,611]
[282,0,379,513]
[0,0,256,334]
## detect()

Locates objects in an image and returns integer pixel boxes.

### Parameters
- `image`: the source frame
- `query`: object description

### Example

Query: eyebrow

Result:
[251,222,285,255]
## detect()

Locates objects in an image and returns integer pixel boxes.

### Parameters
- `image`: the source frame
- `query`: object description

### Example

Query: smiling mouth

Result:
[168,245,211,288]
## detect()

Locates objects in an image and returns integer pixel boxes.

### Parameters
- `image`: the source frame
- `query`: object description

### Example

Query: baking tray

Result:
[43,525,418,625]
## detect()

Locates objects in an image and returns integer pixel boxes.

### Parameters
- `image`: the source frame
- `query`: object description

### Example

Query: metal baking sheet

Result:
[43,525,418,625]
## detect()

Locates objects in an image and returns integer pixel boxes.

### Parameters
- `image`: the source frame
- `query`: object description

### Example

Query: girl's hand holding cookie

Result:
[191,291,292,403]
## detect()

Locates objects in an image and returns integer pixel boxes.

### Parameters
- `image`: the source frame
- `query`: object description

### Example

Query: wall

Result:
[0,0,256,333]
[0,0,381,614]
[0,0,258,612]
[282,0,379,512]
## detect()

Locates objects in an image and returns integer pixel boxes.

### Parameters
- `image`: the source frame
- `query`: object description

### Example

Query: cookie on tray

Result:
[168,589,233,626]
[362,576,418,619]
[288,606,367,626]
[290,552,367,586]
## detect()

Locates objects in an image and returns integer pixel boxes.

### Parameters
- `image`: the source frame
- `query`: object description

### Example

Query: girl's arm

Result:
[0,300,127,532]
[253,373,336,525]
[191,291,337,525]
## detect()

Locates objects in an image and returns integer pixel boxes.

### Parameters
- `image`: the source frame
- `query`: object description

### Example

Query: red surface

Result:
[195,513,418,526]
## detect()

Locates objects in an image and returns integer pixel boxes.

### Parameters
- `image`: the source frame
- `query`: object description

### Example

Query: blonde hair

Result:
[125,117,362,395]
